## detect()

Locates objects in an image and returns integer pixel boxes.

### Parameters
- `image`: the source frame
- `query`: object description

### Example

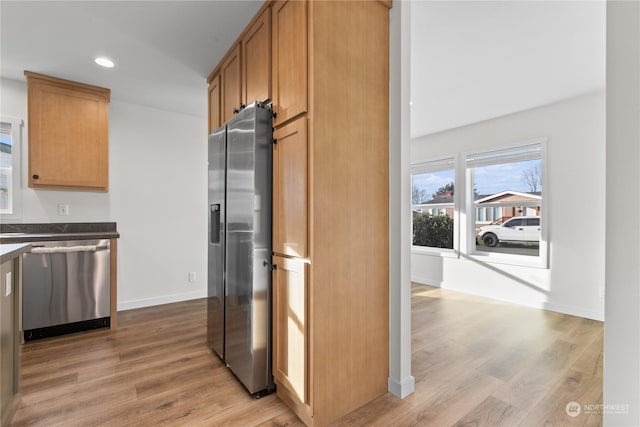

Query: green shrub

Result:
[413,213,454,249]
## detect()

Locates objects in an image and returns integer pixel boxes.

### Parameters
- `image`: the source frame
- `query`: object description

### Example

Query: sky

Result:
[474,159,541,195]
[413,158,541,203]
[412,169,454,202]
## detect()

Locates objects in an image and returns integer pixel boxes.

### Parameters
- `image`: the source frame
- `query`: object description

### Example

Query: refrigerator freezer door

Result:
[225,103,274,394]
[207,125,226,359]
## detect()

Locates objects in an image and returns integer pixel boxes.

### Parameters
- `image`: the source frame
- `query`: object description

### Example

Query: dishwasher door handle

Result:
[30,245,108,254]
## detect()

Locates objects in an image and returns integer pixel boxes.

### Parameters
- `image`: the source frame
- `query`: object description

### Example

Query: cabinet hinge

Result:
[233,103,247,114]
[263,260,277,271]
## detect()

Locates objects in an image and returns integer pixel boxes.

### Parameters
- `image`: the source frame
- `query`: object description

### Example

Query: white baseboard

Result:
[540,300,604,322]
[388,375,415,399]
[438,283,604,322]
[118,289,207,312]
[411,275,442,287]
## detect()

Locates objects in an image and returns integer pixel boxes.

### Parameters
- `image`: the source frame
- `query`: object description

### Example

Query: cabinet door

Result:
[272,0,307,126]
[243,7,271,105]
[221,44,242,124]
[0,260,15,419]
[27,76,109,191]
[273,117,307,258]
[273,256,309,406]
[208,73,221,133]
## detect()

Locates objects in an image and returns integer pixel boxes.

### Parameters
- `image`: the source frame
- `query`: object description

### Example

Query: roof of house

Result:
[420,196,454,205]
[415,190,541,206]
[475,190,541,204]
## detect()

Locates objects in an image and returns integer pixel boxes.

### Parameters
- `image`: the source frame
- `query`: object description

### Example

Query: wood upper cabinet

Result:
[272,0,307,126]
[209,7,271,129]
[273,117,307,258]
[243,7,271,106]
[208,73,221,133]
[25,72,110,191]
[221,44,242,124]
[272,255,311,424]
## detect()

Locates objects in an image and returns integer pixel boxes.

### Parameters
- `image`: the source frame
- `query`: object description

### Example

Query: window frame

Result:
[410,155,460,258]
[0,117,24,219]
[464,138,548,268]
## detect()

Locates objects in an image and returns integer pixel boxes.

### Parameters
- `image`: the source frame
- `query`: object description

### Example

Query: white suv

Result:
[477,216,541,247]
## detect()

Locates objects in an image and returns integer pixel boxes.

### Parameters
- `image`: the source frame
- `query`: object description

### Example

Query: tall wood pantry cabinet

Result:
[207,1,390,425]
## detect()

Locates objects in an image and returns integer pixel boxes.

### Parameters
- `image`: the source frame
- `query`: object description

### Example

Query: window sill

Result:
[0,213,22,221]
[411,246,458,259]
[465,250,548,269]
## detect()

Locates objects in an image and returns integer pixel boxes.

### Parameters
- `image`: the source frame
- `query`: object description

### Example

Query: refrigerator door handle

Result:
[211,204,221,244]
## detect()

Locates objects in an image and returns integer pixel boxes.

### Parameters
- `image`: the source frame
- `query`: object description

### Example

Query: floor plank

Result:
[10,284,603,426]
[452,396,525,427]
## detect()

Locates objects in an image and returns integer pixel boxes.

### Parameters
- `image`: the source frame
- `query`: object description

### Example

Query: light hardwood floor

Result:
[10,284,603,426]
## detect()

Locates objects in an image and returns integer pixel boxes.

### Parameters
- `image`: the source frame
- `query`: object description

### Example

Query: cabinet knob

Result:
[32,174,39,180]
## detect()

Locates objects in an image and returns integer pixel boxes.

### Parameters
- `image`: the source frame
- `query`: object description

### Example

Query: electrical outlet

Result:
[5,272,12,297]
[188,272,197,283]
[57,204,70,216]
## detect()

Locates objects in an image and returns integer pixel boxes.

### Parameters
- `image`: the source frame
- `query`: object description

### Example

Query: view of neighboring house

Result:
[413,192,454,219]
[413,189,541,231]
[474,190,541,225]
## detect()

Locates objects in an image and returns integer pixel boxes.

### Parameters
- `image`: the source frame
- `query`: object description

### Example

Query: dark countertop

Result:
[0,243,32,263]
[0,222,119,244]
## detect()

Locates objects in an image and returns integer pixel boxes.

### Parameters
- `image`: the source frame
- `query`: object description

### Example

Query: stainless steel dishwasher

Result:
[22,239,110,341]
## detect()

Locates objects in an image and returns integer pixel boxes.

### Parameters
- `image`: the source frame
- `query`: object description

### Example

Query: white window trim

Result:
[0,116,24,220]
[410,154,460,258]
[463,137,549,269]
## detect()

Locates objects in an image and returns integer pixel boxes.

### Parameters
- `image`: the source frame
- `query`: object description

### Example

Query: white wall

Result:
[411,92,606,321]
[604,1,640,424]
[0,77,208,310]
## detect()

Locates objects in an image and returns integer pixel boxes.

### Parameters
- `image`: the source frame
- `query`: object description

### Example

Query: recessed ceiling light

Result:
[94,57,115,68]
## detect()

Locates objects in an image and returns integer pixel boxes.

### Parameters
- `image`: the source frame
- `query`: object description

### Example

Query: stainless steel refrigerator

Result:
[207,102,274,396]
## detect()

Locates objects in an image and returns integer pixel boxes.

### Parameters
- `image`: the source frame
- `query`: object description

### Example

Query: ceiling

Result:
[1,1,263,118]
[2,1,605,135]
[411,0,606,138]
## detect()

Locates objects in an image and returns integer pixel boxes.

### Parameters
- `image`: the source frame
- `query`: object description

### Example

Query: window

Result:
[526,218,540,226]
[467,140,544,262]
[476,206,501,223]
[412,139,547,267]
[411,157,456,251]
[505,218,523,227]
[0,118,23,218]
